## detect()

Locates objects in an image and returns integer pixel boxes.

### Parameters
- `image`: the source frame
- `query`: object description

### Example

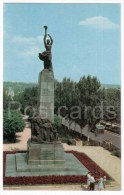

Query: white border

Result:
[121,1,124,194]
[0,1,124,195]
[0,0,3,194]
[1,0,124,3]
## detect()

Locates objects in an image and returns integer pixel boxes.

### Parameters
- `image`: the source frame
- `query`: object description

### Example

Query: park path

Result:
[3,122,31,151]
[63,144,121,185]
[3,122,121,190]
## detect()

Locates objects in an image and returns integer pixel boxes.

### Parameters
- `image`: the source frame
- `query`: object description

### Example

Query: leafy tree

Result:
[77,75,103,127]
[104,88,120,123]
[19,86,38,114]
[3,111,25,142]
[54,78,79,118]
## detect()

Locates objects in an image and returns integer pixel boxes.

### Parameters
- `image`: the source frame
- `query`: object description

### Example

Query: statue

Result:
[39,26,53,71]
[31,116,58,143]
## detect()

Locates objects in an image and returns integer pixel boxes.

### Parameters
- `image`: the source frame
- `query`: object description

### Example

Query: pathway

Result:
[63,144,121,185]
[3,122,31,151]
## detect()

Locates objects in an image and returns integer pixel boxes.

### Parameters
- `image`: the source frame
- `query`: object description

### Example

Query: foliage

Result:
[3,111,25,142]
[54,78,79,117]
[104,88,121,123]
[3,81,37,95]
[3,77,120,133]
[54,76,120,134]
[101,141,121,158]
[19,87,38,114]
[55,75,105,134]
[54,115,62,128]
[111,149,121,158]
[58,125,81,145]
[3,86,38,116]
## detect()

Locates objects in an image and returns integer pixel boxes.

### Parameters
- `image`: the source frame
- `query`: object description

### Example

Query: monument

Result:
[5,26,89,177]
[38,26,54,123]
[27,26,64,165]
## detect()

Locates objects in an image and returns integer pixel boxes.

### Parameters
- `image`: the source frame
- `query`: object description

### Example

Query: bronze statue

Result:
[39,26,53,71]
[31,116,58,143]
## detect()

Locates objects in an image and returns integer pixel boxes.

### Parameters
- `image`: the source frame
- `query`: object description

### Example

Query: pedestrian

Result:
[89,173,95,191]
[103,176,107,189]
[97,176,104,190]
[86,172,91,190]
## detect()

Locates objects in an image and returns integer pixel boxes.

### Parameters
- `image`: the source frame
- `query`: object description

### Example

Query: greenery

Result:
[111,149,121,158]
[19,87,38,114]
[54,115,62,128]
[3,111,25,142]
[3,81,37,95]
[57,125,83,144]
[3,77,120,134]
[3,81,120,94]
[3,78,121,157]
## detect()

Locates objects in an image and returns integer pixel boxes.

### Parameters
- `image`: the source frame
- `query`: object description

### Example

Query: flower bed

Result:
[3,150,111,185]
[67,151,111,180]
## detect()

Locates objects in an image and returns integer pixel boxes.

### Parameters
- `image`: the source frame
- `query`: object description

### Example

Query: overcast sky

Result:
[3,3,121,84]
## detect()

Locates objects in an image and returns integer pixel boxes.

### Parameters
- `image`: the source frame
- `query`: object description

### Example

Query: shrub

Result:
[54,115,61,128]
[3,111,25,142]
[101,141,121,158]
[67,139,73,145]
[111,149,121,158]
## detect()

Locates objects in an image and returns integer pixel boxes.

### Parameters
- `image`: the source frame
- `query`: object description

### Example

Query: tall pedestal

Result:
[38,69,54,123]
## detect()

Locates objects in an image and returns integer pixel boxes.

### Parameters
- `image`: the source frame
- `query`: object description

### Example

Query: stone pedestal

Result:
[27,140,64,165]
[38,69,54,123]
[6,140,89,176]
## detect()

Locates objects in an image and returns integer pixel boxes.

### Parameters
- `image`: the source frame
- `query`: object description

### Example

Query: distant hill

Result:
[3,81,120,95]
[101,84,120,89]
[3,81,37,94]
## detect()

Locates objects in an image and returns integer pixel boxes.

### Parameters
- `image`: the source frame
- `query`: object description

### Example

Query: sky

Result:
[3,3,121,84]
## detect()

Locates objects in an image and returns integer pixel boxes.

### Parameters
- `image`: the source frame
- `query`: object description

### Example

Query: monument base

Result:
[5,141,89,176]
[27,139,64,165]
[6,151,89,176]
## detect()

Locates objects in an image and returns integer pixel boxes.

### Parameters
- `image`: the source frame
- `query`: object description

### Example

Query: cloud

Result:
[9,35,44,61]
[11,35,43,44]
[20,46,41,58]
[79,16,119,30]
[37,35,44,42]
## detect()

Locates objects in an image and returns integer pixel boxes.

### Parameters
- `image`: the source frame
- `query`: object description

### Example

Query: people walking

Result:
[103,176,107,189]
[89,173,95,191]
[86,172,91,190]
[97,176,104,190]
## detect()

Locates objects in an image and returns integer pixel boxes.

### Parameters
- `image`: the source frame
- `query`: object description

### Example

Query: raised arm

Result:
[48,34,53,45]
[43,26,47,47]
[44,34,47,47]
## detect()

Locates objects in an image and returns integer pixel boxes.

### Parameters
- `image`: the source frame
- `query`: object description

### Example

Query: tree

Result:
[3,111,25,142]
[19,86,38,114]
[77,75,103,125]
[104,88,120,123]
[54,78,80,118]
